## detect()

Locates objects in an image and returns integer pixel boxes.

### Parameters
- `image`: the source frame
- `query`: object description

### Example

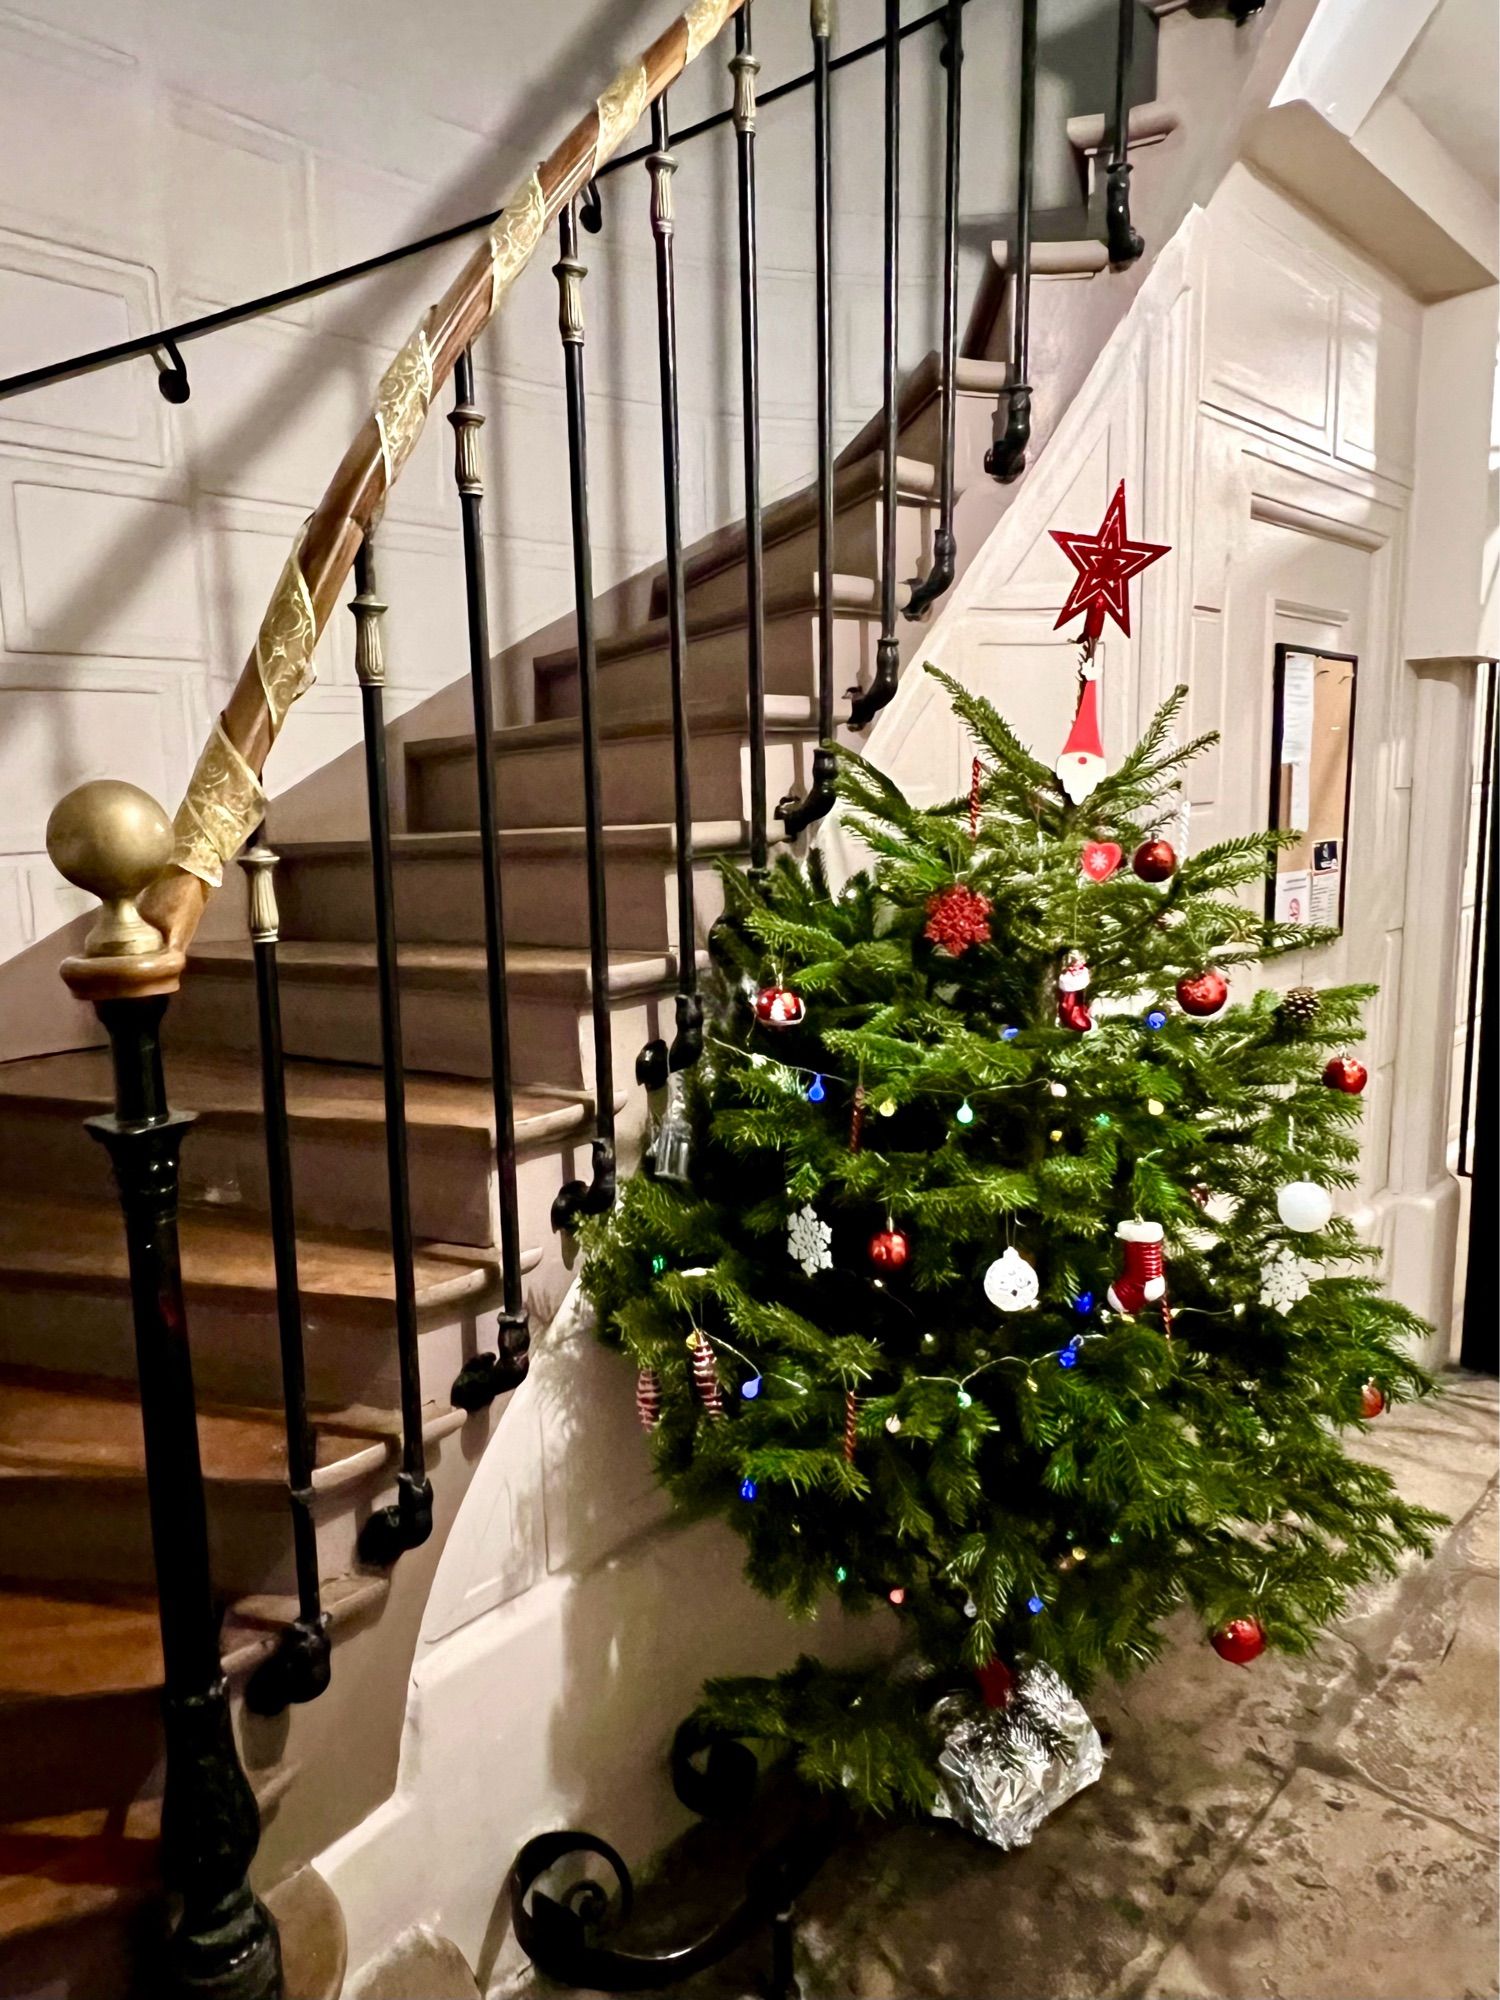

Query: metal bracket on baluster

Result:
[450,1310,531,1411]
[551,1136,618,1235]
[356,1468,434,1566]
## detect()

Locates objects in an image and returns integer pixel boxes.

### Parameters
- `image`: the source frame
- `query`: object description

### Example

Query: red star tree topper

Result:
[1049,479,1170,801]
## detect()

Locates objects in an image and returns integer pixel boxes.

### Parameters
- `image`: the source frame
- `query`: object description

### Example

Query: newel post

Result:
[46,781,282,2000]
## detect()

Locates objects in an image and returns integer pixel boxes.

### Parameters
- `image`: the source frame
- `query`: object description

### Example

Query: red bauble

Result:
[1210,1616,1267,1665]
[976,1658,1017,1710]
[1176,968,1228,1017]
[924,882,992,957]
[1132,838,1177,883]
[754,984,805,1029]
[1360,1380,1386,1420]
[1080,841,1123,883]
[1323,1055,1369,1095]
[869,1226,911,1272]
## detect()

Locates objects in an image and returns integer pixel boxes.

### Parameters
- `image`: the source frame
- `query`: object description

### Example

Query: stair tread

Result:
[0,1574,385,1710]
[0,1192,499,1313]
[664,454,935,603]
[0,1364,378,1486]
[277,819,760,860]
[1066,101,1180,154]
[835,351,1011,472]
[0,1046,585,1144]
[188,937,706,998]
[537,574,879,678]
[989,237,1111,274]
[413,692,819,764]
[0,1794,161,1945]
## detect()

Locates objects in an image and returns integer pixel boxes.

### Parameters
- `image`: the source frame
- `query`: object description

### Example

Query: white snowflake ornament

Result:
[1259,1247,1312,1316]
[788,1203,833,1277]
[983,1246,1039,1313]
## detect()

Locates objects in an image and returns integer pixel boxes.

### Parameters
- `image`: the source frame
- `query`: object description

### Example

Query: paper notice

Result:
[1310,837,1341,926]
[1289,759,1311,832]
[1280,652,1316,767]
[1275,869,1311,924]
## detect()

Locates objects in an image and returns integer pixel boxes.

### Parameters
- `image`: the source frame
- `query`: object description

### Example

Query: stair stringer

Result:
[312,1280,880,1994]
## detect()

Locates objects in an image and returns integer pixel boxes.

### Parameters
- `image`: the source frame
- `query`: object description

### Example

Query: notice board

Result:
[1266,645,1357,932]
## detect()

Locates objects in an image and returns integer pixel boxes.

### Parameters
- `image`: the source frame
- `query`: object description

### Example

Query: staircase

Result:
[0,0,1273,1991]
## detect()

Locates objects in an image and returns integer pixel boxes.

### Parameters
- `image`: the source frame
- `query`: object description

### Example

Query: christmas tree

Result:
[581,671,1441,1816]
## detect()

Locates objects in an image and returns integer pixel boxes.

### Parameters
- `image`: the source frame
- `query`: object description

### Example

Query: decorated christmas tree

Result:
[582,502,1441,1821]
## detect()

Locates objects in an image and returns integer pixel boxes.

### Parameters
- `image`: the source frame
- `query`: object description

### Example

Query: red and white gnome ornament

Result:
[1057,951,1094,1033]
[1107,1219,1168,1318]
[1056,668,1107,804]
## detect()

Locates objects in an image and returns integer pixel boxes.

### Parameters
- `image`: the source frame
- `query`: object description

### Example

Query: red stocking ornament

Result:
[1107,1219,1167,1317]
[1057,951,1093,1032]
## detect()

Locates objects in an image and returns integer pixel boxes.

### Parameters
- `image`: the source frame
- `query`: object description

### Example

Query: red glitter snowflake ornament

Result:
[924,882,992,956]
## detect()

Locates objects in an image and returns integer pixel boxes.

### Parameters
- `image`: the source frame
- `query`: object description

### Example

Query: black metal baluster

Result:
[778,0,839,838]
[905,0,963,619]
[637,94,704,1094]
[849,0,903,726]
[239,828,331,1716]
[447,351,532,1412]
[44,777,284,1999]
[87,998,282,1998]
[350,542,433,1564]
[732,5,769,875]
[987,0,1036,481]
[550,199,618,1233]
[1105,0,1145,266]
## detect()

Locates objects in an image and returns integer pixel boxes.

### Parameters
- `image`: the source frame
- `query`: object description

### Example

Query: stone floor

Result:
[512,1373,1499,2000]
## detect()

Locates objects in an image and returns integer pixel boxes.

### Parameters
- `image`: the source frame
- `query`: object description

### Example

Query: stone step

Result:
[649,453,937,623]
[0,1573,375,1961]
[0,1190,515,1412]
[0,1045,590,1250]
[1065,100,1181,160]
[0,1367,467,1599]
[171,939,703,1096]
[832,352,1011,486]
[274,822,762,954]
[531,575,879,723]
[407,694,820,834]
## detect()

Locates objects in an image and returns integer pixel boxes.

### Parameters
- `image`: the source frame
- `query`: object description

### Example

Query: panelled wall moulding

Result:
[0,234,168,467]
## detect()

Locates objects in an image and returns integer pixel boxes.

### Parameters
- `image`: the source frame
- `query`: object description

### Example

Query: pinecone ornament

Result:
[1279,985,1321,1028]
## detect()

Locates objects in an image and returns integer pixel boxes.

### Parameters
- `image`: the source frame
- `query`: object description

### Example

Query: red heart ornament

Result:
[1080,841,1123,883]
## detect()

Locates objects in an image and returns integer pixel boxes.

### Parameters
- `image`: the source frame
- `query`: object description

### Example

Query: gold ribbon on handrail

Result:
[171,531,317,886]
[685,0,738,60]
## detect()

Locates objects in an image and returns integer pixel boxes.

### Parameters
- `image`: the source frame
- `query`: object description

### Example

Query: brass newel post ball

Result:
[46,779,174,960]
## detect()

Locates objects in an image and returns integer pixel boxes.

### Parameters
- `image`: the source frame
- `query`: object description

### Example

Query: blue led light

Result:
[1027,1595,1045,1615]
[807,1073,826,1103]
[1001,1026,1020,1042]
[741,1375,762,1400]
[739,1477,758,1502]
[1058,1337,1084,1370]
[1146,1010,1168,1030]
[1073,1291,1094,1315]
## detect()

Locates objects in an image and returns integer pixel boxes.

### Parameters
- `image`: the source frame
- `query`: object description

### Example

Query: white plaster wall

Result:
[820,162,1480,1361]
[316,1283,883,1995]
[0,0,1139,1043]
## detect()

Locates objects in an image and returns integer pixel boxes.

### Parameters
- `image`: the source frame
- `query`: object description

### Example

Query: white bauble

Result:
[1276,1180,1333,1233]
[983,1245,1039,1312]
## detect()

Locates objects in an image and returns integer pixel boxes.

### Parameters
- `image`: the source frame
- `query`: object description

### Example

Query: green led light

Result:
[1094,1113,1112,1128]
[650,1254,667,1275]
[956,1389,974,1409]
[956,1099,976,1126]
[835,1565,849,1584]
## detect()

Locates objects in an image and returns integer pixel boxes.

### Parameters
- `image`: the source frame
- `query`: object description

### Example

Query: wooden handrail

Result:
[58,0,742,1004]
